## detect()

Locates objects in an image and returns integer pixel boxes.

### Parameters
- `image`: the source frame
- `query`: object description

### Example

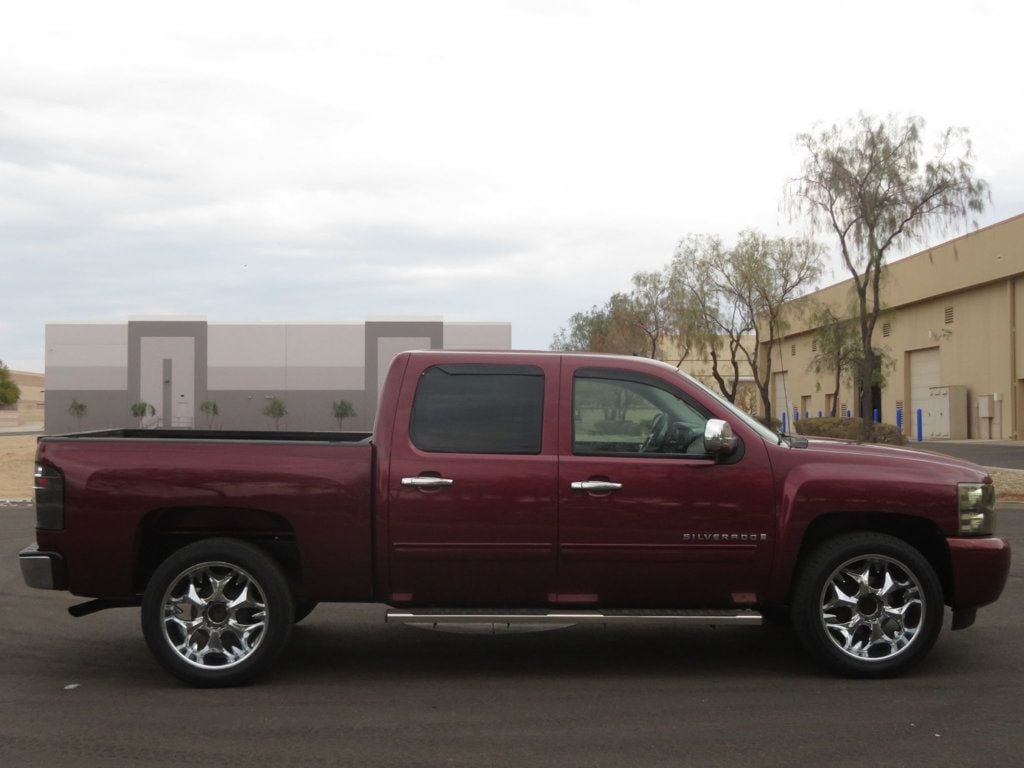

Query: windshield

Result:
[675,370,781,444]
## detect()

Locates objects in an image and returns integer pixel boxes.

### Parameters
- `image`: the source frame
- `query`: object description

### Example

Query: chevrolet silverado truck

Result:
[19,351,1011,686]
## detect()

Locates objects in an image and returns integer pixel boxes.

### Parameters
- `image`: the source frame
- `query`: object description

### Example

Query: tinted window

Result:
[573,375,709,456]
[411,364,544,454]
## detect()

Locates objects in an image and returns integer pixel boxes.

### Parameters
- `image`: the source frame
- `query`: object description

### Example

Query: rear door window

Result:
[410,364,544,454]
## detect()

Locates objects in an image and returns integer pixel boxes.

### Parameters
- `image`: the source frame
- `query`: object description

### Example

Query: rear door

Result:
[386,356,559,605]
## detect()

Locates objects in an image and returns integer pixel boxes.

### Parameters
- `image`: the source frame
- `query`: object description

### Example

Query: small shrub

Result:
[796,416,906,445]
[200,400,219,428]
[262,397,287,429]
[870,422,907,445]
[332,400,356,430]
[130,401,156,427]
[68,398,87,430]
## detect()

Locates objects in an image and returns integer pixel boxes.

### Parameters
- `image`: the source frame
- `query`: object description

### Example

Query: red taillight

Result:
[34,463,65,530]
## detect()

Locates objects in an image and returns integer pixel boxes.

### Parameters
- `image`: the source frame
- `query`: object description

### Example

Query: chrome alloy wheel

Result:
[819,555,925,662]
[160,561,268,669]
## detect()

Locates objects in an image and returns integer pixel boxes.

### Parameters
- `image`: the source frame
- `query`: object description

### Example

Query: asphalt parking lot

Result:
[1,503,1021,768]
[918,441,1024,470]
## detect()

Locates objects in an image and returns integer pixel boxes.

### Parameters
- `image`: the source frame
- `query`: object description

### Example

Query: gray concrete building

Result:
[45,317,511,433]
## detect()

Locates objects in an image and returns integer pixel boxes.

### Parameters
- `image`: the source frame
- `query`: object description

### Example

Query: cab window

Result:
[573,374,709,456]
[410,364,544,454]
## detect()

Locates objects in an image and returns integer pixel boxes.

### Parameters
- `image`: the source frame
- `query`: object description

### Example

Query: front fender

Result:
[764,461,957,603]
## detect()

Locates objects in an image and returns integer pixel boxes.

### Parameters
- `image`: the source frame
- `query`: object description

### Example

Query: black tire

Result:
[294,600,318,624]
[141,538,295,687]
[791,532,943,678]
[760,604,792,627]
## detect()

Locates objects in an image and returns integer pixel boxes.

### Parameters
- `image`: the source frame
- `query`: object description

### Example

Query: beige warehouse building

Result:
[766,212,1024,441]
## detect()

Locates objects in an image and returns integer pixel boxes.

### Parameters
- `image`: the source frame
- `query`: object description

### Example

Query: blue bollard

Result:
[916,408,923,442]
[818,410,823,418]
[873,408,880,423]
[896,408,903,433]
[781,412,788,434]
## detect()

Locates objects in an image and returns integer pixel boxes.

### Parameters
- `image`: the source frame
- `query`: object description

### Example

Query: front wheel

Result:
[141,538,295,687]
[791,532,944,678]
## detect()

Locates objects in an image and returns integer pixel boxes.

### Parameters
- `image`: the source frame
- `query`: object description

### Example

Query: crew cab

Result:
[20,351,1011,686]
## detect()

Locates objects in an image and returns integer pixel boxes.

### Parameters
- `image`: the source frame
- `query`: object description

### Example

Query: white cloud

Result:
[1,0,1022,372]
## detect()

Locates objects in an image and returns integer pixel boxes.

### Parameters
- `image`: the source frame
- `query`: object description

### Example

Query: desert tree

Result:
[725,230,824,421]
[552,302,636,355]
[674,231,822,419]
[807,304,861,415]
[670,234,750,402]
[552,269,675,359]
[0,360,20,405]
[789,112,988,429]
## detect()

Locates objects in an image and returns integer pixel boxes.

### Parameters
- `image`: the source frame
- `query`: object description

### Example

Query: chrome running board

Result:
[386,607,762,627]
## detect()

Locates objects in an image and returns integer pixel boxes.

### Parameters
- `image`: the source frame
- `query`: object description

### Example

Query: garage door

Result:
[909,348,940,439]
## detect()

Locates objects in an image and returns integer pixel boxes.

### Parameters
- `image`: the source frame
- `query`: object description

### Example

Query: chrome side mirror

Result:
[704,419,738,456]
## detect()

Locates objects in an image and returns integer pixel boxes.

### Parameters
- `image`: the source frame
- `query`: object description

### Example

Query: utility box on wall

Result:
[926,385,968,439]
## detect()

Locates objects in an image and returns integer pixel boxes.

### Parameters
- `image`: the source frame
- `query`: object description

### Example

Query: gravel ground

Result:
[987,468,1024,502]
[0,435,35,501]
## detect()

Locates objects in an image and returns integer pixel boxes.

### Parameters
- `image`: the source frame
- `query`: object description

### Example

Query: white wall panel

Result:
[208,324,287,367]
[45,366,128,391]
[47,323,127,347]
[285,324,365,367]
[443,323,512,350]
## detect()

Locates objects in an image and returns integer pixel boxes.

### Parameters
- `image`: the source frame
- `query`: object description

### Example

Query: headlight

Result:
[958,482,995,536]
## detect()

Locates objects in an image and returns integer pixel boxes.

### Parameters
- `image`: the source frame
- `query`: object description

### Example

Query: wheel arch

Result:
[134,506,303,594]
[773,511,952,607]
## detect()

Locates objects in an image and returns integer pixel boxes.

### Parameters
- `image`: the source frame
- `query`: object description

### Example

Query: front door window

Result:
[573,376,709,457]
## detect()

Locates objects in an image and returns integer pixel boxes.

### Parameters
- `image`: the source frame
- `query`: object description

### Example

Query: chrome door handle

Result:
[571,481,623,492]
[401,477,454,488]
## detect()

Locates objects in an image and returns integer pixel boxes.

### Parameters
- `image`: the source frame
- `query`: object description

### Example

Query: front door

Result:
[386,357,560,605]
[557,363,775,607]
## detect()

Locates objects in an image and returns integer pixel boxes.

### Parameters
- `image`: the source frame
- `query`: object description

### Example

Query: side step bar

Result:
[386,608,762,627]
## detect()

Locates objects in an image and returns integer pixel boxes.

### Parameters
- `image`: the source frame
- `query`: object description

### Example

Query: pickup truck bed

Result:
[33,429,375,602]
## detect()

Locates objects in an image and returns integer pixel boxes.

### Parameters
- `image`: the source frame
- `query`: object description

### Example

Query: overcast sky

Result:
[2,0,1022,371]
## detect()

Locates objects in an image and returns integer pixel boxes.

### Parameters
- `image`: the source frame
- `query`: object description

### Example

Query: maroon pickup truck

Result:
[20,351,1011,686]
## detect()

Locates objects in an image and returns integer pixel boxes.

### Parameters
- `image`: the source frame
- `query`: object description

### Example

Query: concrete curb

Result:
[0,499,32,506]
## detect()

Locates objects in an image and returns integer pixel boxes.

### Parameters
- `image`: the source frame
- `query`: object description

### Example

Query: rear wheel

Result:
[792,532,943,678]
[141,538,294,687]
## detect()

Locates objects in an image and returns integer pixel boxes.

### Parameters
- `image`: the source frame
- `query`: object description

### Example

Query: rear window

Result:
[410,364,544,454]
